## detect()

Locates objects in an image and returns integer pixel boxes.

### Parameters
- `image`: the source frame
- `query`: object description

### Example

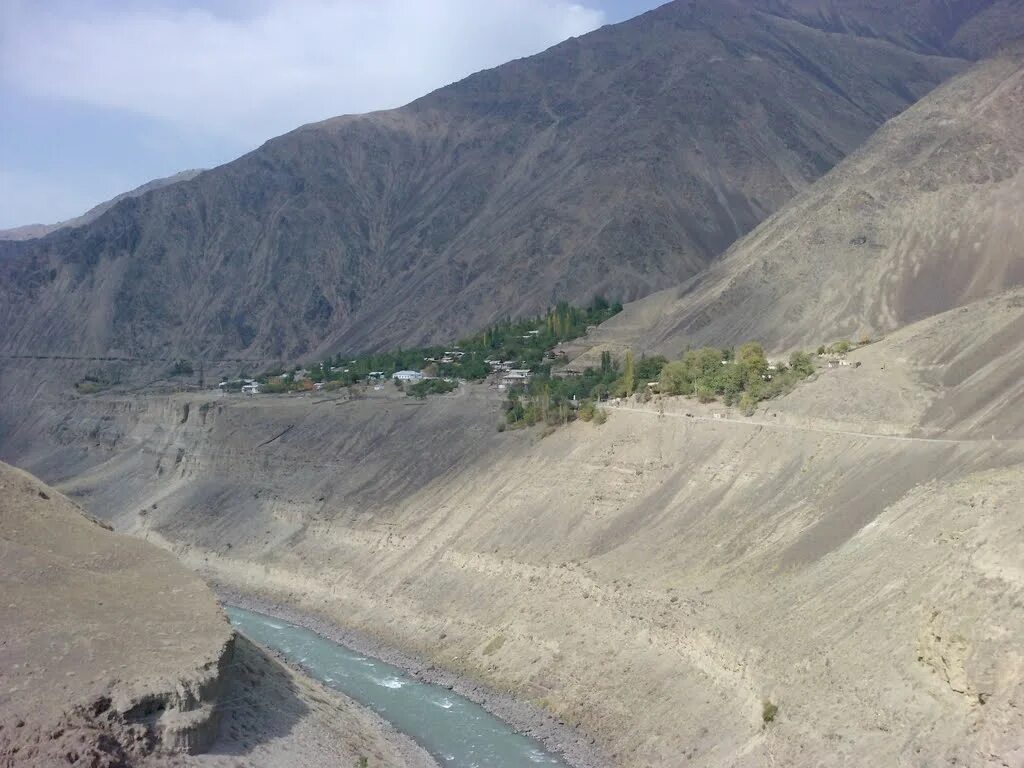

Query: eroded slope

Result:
[0,462,234,764]
[10,293,1022,768]
[586,46,1024,355]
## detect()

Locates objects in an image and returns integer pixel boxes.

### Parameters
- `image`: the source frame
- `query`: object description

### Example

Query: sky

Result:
[0,0,662,228]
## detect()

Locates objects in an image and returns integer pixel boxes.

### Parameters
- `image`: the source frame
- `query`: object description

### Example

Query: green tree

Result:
[694,381,716,403]
[622,349,635,396]
[789,351,815,377]
[659,361,690,395]
[636,355,667,382]
[737,342,767,372]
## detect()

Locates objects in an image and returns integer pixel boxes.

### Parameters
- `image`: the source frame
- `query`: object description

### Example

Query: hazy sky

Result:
[0,0,662,228]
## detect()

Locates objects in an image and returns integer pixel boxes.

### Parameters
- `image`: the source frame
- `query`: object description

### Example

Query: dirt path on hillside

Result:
[608,403,1021,445]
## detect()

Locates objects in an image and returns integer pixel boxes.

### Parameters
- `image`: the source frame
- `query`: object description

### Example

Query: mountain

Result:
[584,43,1024,356]
[0,169,203,241]
[2,0,1019,361]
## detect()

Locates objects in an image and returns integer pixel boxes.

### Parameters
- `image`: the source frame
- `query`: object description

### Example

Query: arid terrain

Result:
[584,44,1024,356]
[0,462,437,768]
[0,462,234,765]
[4,289,1021,767]
[2,1,1022,766]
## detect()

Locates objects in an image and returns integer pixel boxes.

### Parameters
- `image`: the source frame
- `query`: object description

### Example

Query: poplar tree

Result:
[623,349,635,396]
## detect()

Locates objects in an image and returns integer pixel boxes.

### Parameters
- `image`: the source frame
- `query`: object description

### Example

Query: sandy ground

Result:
[0,462,440,768]
[170,635,437,768]
[0,461,233,766]
[3,293,1023,767]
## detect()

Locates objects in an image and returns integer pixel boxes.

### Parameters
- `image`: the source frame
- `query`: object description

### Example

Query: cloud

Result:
[1,0,606,145]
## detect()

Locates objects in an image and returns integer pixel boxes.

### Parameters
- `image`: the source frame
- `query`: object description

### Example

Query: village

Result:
[216,353,537,397]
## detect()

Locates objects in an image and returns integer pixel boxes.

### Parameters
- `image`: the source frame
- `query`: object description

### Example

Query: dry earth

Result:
[0,463,440,768]
[0,462,233,765]
[174,635,437,768]
[4,291,1022,767]
[584,45,1024,357]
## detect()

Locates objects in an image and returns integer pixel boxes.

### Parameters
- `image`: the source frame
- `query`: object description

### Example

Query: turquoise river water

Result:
[226,605,570,767]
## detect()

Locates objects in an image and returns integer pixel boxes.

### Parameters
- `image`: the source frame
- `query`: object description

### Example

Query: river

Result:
[226,605,571,767]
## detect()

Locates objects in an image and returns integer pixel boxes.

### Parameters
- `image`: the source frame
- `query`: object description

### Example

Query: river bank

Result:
[215,584,611,768]
[185,633,440,768]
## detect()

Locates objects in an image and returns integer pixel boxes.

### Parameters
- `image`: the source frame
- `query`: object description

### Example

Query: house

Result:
[393,370,423,382]
[314,382,325,391]
[241,382,260,395]
[503,369,531,385]
[367,371,385,380]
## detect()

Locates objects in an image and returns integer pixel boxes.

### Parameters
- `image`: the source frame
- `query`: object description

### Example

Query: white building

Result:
[393,370,423,382]
[503,369,531,385]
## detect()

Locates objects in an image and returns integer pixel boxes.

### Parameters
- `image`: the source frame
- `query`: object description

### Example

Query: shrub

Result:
[407,378,458,399]
[694,382,716,403]
[636,355,667,381]
[578,400,596,422]
[788,351,815,378]
[592,407,607,425]
[659,361,690,396]
[762,699,779,724]
[738,392,757,416]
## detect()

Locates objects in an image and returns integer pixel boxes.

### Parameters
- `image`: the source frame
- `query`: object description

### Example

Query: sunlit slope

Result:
[587,47,1024,356]
[12,291,1021,768]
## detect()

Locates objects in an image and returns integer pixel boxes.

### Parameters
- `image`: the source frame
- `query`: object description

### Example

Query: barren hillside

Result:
[6,290,1022,768]
[585,44,1024,355]
[0,170,203,242]
[0,462,234,764]
[7,1,1020,359]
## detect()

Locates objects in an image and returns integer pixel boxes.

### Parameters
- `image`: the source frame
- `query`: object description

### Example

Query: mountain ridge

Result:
[2,0,1019,361]
[582,43,1024,357]
[0,169,204,242]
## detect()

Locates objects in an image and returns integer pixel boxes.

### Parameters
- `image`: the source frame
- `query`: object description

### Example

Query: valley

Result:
[4,290,1022,767]
[2,2,1022,766]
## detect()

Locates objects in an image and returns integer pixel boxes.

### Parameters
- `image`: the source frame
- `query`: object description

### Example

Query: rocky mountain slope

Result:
[0,461,234,764]
[0,461,439,768]
[4,289,1022,768]
[7,1,1022,360]
[584,43,1024,355]
[0,170,203,242]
